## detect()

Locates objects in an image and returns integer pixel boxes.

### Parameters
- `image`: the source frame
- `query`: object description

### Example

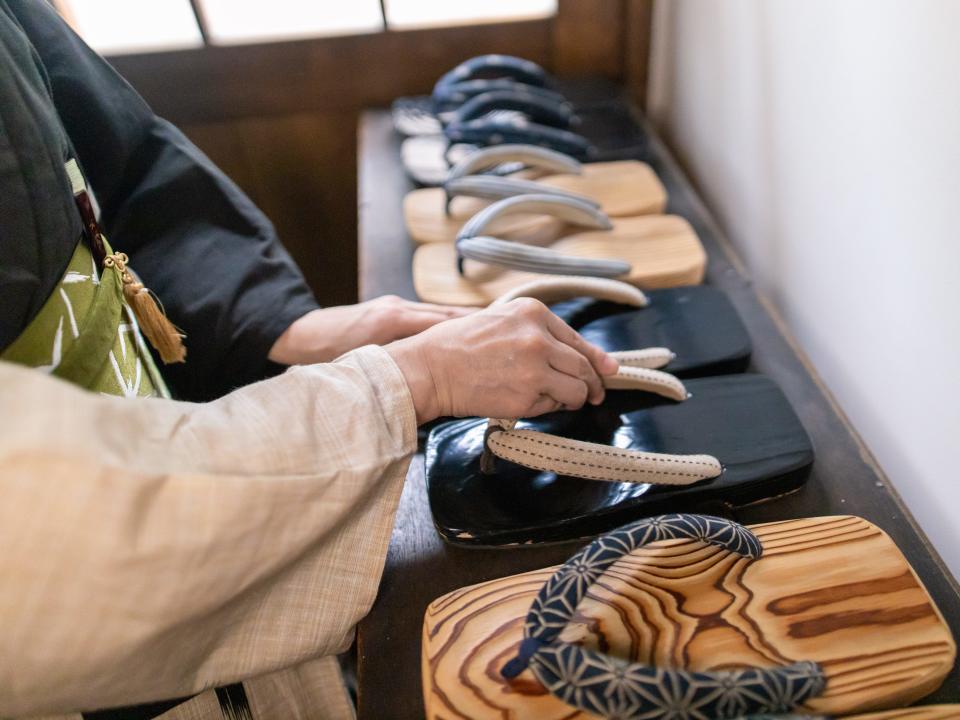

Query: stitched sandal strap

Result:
[610,348,674,369]
[485,427,721,485]
[483,367,721,484]
[493,276,646,307]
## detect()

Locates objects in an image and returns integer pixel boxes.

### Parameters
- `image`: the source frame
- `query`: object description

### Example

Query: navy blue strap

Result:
[434,54,549,93]
[501,513,826,719]
[432,79,567,115]
[444,118,593,160]
[446,144,582,181]
[450,89,575,129]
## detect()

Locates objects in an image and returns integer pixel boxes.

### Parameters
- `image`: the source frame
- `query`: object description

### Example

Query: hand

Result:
[269,295,475,365]
[386,298,619,425]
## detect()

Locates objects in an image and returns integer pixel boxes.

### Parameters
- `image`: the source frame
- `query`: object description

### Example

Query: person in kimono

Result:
[0,2,618,718]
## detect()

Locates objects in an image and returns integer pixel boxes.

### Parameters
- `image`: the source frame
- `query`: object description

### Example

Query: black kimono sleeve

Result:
[8,0,320,401]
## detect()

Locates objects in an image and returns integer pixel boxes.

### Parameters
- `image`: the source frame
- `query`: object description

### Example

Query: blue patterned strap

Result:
[433,54,549,93]
[433,79,568,115]
[455,194,628,278]
[501,514,827,719]
[450,89,576,129]
[444,117,594,160]
[447,144,582,180]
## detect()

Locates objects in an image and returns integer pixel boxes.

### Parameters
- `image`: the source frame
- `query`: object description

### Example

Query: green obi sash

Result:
[2,238,170,399]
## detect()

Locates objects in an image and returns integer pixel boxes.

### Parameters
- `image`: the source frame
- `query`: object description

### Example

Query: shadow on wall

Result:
[646,0,960,575]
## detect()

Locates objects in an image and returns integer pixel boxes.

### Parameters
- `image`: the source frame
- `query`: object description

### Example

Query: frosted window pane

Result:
[200,0,384,44]
[65,0,202,55]
[385,0,557,30]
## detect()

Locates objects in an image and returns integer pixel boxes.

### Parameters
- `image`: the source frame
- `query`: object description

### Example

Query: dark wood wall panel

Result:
[181,112,359,305]
[623,0,655,108]
[552,0,624,77]
[111,20,554,124]
[107,5,654,306]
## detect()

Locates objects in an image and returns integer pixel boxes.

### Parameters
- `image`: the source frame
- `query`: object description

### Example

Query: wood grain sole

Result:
[403,161,667,244]
[422,516,955,719]
[412,214,706,305]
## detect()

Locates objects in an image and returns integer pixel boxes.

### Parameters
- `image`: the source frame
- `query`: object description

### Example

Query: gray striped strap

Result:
[456,194,630,278]
[457,237,630,278]
[447,144,582,181]
[443,175,597,214]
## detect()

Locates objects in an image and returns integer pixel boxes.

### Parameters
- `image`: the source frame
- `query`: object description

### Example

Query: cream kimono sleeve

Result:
[0,345,417,717]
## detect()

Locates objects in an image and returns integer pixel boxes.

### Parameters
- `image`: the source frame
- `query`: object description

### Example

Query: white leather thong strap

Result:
[483,367,722,485]
[600,365,687,400]
[493,276,648,307]
[495,280,674,367]
[609,348,675,370]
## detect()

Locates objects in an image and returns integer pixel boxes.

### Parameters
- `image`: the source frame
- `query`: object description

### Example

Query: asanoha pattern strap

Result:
[501,514,827,719]
[482,367,722,484]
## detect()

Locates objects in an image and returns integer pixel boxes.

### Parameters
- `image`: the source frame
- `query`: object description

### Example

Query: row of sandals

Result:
[388,56,957,719]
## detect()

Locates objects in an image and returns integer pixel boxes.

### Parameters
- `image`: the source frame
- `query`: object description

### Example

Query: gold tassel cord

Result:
[103,252,187,364]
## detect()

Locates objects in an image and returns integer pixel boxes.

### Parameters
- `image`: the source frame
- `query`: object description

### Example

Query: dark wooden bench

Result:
[355,106,960,718]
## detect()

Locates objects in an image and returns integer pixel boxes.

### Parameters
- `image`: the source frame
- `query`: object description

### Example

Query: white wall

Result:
[648,0,960,575]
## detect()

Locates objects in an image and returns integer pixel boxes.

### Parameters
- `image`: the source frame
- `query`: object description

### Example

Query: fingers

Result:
[388,300,476,340]
[392,309,464,338]
[380,294,475,319]
[539,369,590,411]
[406,300,476,318]
[527,394,564,417]
[545,312,619,377]
[547,339,605,405]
